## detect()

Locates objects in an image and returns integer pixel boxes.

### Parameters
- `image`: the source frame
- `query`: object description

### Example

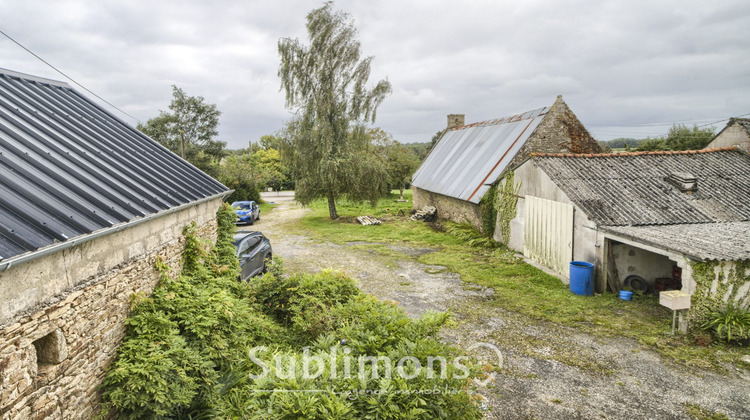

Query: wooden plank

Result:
[606,242,621,293]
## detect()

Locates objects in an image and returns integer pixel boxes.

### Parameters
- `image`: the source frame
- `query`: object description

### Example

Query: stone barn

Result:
[411,95,601,230]
[0,69,229,418]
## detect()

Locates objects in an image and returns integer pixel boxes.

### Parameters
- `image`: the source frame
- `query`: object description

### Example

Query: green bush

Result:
[445,222,498,249]
[700,302,750,344]
[99,203,484,419]
[248,272,482,419]
[99,310,210,419]
[254,268,361,340]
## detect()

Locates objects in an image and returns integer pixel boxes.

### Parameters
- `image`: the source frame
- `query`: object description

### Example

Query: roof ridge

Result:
[0,67,69,88]
[449,106,549,131]
[531,146,741,158]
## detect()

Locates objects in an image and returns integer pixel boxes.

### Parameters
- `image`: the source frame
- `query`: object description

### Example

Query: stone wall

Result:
[510,95,602,170]
[413,186,481,228]
[0,197,223,420]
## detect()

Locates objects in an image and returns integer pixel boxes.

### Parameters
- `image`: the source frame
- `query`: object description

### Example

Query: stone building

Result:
[705,117,750,152]
[411,95,601,230]
[0,69,229,419]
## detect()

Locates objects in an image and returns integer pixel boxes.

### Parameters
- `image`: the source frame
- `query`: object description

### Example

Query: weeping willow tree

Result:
[278,2,392,219]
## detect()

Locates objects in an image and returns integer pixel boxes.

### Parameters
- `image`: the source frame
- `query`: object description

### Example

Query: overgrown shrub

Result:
[700,302,750,344]
[254,269,361,334]
[445,222,498,248]
[100,203,484,419]
[245,273,482,419]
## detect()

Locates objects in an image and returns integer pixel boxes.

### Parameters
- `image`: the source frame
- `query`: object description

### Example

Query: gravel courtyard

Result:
[250,201,750,420]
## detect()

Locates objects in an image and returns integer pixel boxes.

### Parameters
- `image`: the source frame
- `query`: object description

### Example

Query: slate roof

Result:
[0,69,229,262]
[533,149,750,227]
[603,222,750,261]
[412,107,550,204]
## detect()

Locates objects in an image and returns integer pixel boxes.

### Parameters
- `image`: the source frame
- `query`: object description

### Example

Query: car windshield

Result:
[232,202,253,210]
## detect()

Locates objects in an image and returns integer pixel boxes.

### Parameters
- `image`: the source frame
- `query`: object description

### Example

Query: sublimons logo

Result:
[247,342,503,388]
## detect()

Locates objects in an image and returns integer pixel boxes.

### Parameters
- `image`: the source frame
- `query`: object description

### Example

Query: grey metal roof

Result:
[533,149,750,226]
[412,107,549,204]
[603,222,750,261]
[0,69,229,261]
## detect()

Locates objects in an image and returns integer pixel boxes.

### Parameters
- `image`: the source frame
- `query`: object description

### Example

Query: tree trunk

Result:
[327,193,339,219]
[399,183,405,201]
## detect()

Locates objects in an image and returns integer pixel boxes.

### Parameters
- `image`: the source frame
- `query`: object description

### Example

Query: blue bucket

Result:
[619,290,633,301]
[569,261,594,296]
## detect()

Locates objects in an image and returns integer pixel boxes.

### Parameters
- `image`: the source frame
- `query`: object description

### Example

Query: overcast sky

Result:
[3,0,749,149]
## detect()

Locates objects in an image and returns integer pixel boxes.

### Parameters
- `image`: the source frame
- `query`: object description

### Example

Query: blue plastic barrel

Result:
[619,290,633,301]
[569,261,594,296]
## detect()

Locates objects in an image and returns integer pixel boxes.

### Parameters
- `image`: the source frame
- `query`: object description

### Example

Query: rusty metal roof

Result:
[533,149,750,226]
[0,69,229,262]
[412,107,549,204]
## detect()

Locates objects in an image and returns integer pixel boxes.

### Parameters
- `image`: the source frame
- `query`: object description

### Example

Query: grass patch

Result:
[684,403,729,420]
[258,201,276,215]
[293,191,749,372]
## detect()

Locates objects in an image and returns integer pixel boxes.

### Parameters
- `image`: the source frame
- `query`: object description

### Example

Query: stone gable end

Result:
[511,96,602,169]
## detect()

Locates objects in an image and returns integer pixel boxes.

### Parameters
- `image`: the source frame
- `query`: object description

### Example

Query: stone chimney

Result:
[447,114,465,129]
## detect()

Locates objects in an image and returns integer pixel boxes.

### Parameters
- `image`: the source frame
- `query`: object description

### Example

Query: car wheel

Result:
[248,216,254,225]
[257,211,260,221]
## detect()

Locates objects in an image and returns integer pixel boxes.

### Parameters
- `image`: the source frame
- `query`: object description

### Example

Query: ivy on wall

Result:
[690,259,750,321]
[495,171,521,245]
[479,184,498,237]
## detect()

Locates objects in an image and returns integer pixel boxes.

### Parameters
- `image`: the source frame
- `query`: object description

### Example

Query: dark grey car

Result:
[233,231,272,280]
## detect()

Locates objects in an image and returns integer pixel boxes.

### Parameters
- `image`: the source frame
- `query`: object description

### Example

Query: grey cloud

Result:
[1,0,748,148]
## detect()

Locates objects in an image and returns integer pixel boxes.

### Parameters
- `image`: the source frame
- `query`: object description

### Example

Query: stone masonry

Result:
[510,95,602,170]
[0,197,223,420]
[412,186,481,228]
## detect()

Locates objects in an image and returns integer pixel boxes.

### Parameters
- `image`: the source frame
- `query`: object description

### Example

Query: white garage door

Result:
[523,196,574,276]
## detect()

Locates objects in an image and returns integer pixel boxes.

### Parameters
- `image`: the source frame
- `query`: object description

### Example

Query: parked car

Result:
[233,231,272,280]
[232,201,260,225]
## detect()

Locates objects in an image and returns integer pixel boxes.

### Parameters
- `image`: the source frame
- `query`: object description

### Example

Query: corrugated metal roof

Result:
[412,107,549,204]
[603,222,750,261]
[0,69,229,261]
[533,149,750,226]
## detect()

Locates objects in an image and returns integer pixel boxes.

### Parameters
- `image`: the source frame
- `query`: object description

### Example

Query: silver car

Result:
[233,231,272,280]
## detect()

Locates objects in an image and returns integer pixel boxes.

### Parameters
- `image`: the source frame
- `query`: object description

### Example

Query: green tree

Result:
[254,148,293,191]
[634,137,665,151]
[278,2,392,219]
[216,154,261,204]
[386,143,420,200]
[259,134,282,151]
[138,86,225,174]
[403,142,432,162]
[635,124,716,152]
[367,128,420,200]
[664,124,715,150]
